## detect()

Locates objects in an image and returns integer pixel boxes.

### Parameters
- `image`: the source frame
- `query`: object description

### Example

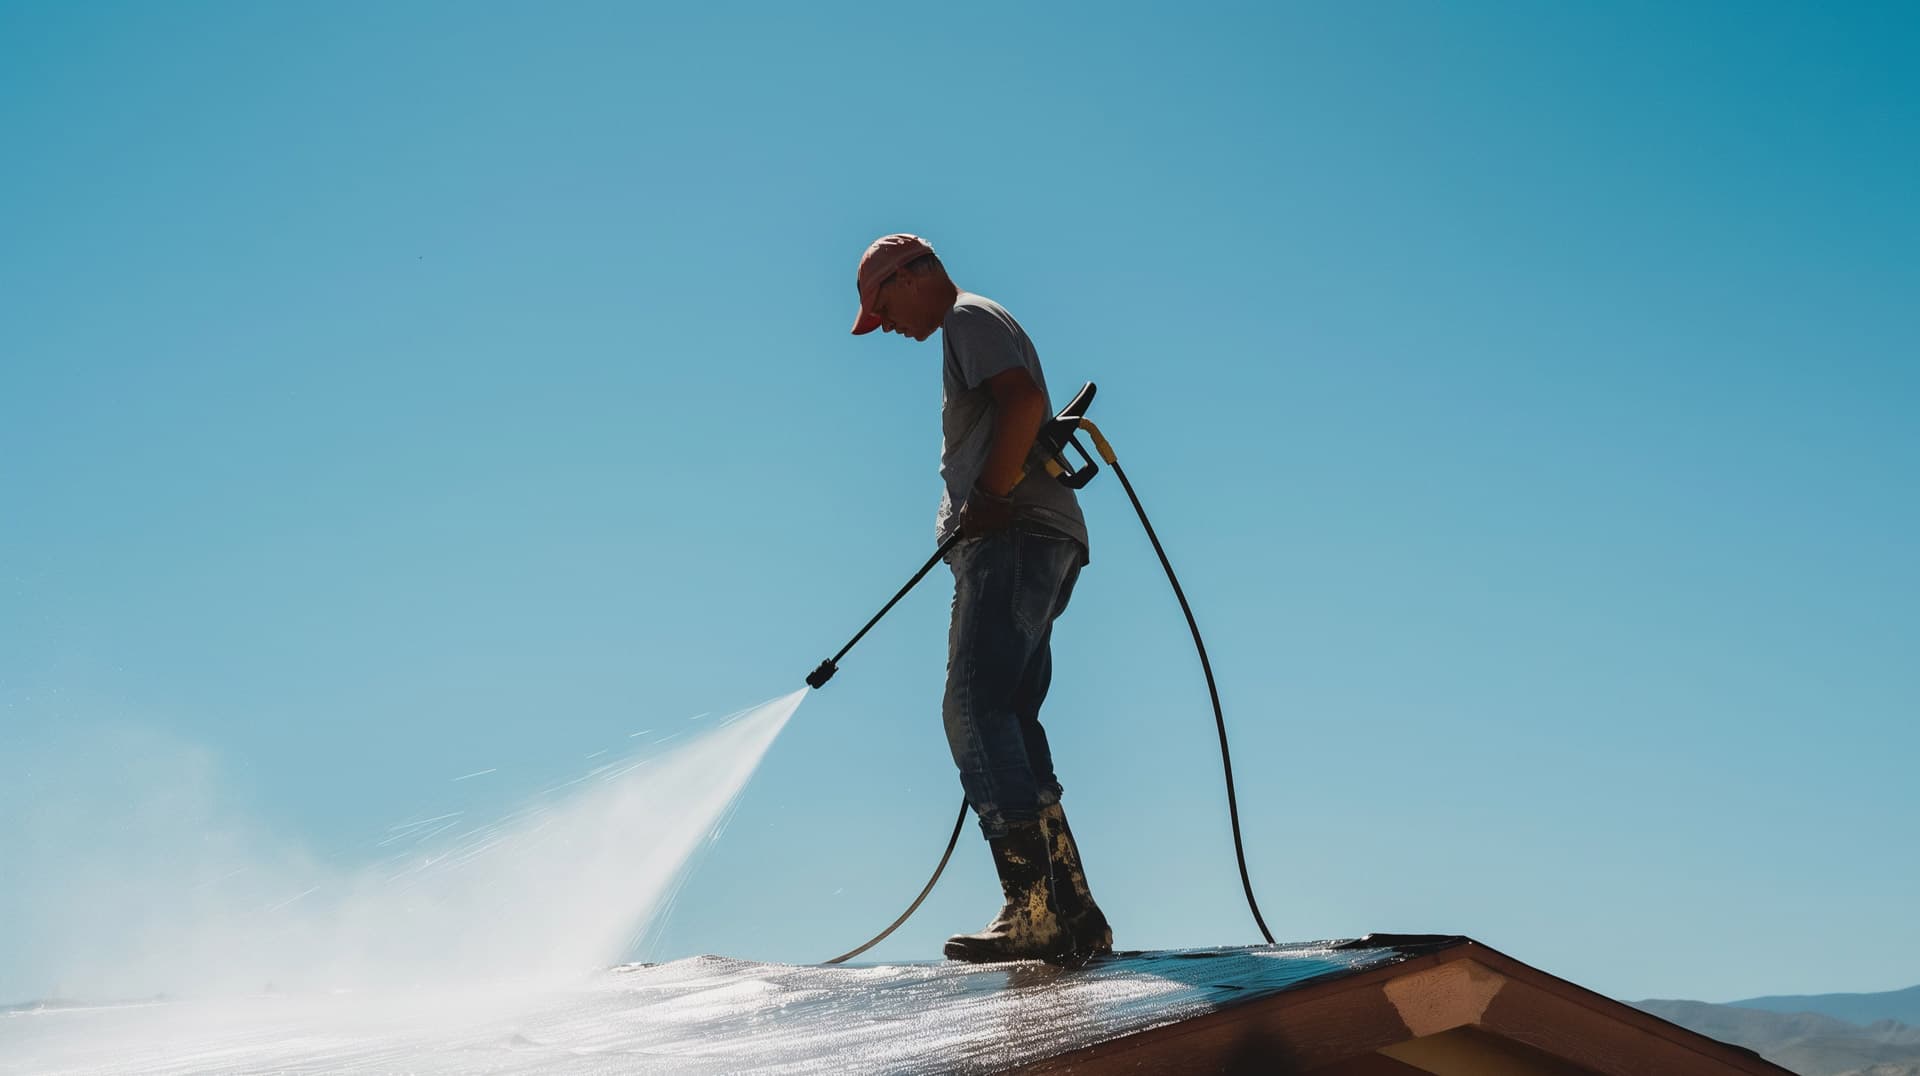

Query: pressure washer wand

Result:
[805,533,963,690]
[803,383,1101,691]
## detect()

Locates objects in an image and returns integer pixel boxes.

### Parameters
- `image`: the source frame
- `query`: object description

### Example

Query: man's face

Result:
[869,269,945,342]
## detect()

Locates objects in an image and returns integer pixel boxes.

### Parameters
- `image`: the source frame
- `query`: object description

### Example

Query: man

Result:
[850,233,1112,964]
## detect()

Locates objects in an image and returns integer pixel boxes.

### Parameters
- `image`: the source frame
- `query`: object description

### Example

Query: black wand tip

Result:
[806,659,838,689]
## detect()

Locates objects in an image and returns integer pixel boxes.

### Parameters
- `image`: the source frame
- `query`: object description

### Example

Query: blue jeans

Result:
[943,524,1086,839]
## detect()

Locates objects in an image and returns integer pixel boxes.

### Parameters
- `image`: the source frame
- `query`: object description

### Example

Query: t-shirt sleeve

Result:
[943,304,1026,391]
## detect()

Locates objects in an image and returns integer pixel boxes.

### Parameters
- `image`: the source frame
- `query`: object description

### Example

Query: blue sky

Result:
[2,2,1915,1004]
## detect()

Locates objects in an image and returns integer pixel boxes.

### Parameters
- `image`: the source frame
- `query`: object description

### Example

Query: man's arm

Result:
[975,367,1048,498]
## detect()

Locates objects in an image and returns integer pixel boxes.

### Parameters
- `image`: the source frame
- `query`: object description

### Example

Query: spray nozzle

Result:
[806,659,838,689]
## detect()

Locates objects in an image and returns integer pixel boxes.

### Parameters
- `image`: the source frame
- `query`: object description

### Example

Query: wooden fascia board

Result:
[1448,943,1794,1076]
[1009,941,1795,1076]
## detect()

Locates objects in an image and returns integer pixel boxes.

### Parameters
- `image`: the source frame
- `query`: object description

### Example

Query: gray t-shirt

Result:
[936,292,1090,558]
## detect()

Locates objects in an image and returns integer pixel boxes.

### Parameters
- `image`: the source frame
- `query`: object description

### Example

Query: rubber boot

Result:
[1041,802,1113,957]
[943,818,1072,964]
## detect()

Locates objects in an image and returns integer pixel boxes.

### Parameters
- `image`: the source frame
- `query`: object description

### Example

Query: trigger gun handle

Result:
[1034,381,1101,490]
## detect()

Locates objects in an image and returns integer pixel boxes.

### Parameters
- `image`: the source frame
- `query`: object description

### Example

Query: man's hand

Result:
[958,483,1015,538]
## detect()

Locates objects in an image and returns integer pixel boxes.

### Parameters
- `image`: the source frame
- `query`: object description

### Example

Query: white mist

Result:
[9,691,806,1003]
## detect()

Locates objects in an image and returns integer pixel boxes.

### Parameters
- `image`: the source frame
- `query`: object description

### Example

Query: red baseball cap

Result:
[851,233,936,335]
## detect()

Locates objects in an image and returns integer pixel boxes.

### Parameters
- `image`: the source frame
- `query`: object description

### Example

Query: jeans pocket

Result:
[1011,532,1072,635]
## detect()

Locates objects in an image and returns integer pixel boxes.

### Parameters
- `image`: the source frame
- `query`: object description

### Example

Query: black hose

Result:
[824,800,968,964]
[1109,459,1275,946]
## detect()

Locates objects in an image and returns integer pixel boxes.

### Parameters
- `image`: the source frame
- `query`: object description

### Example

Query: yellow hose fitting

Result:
[1077,418,1119,465]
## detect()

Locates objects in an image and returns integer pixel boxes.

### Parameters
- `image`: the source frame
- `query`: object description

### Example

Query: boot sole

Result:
[944,938,1089,967]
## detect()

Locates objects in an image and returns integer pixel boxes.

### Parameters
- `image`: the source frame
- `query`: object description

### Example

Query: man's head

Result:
[851,233,955,342]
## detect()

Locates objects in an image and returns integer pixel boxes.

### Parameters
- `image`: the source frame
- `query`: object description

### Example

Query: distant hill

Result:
[1636,997,1920,1076]
[1731,986,1920,1029]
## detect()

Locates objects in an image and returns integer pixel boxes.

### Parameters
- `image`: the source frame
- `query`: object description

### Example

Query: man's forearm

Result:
[977,391,1048,497]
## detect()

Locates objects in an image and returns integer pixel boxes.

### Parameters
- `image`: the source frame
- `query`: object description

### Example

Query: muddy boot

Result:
[1041,802,1113,958]
[943,818,1071,964]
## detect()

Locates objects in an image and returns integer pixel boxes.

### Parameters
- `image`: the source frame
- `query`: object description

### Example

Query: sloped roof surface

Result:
[2,940,1430,1075]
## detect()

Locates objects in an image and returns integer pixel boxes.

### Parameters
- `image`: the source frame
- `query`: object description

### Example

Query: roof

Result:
[0,935,1796,1075]
[1015,935,1797,1075]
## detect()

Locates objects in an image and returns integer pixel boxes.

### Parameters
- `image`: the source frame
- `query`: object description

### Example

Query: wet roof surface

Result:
[4,940,1450,1075]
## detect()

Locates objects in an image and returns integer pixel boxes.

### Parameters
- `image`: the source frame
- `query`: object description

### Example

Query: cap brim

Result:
[851,309,882,335]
